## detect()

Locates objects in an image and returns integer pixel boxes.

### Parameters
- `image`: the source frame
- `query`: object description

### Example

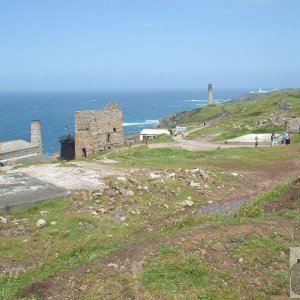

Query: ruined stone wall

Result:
[0,147,39,160]
[31,120,43,154]
[287,117,300,133]
[75,102,125,158]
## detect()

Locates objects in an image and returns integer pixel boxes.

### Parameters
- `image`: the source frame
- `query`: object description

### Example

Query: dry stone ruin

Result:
[253,98,300,133]
[75,101,125,158]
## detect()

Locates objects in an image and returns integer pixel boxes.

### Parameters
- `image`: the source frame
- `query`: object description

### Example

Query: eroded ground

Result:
[1,152,299,299]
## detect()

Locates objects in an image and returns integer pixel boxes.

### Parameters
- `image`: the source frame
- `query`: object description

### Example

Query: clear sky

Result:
[0,0,299,91]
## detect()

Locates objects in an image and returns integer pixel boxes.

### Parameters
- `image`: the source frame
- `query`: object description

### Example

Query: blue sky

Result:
[0,0,299,91]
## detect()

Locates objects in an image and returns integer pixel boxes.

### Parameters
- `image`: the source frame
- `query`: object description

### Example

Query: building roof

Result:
[0,140,33,154]
[140,129,171,135]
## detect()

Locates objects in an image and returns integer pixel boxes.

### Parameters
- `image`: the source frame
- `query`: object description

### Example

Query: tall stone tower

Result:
[31,120,43,154]
[208,84,214,105]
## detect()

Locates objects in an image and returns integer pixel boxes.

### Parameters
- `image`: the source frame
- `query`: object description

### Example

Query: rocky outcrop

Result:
[159,109,201,127]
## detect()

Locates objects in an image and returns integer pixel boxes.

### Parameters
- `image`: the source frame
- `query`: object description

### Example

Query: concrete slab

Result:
[0,173,67,210]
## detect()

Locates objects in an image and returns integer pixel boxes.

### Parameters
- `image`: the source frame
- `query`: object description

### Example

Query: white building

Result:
[140,129,171,141]
[175,126,187,133]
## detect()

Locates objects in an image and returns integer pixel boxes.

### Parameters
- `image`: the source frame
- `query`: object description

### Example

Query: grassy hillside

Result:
[184,90,300,141]
[185,90,300,125]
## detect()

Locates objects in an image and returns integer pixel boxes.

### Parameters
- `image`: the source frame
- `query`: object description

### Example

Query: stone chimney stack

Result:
[208,84,214,105]
[31,120,43,154]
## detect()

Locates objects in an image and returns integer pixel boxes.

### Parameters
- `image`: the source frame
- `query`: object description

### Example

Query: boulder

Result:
[104,188,119,197]
[117,176,127,182]
[36,219,46,228]
[199,169,210,180]
[179,200,194,207]
[0,216,7,224]
[190,181,201,187]
[150,172,161,179]
[119,188,134,197]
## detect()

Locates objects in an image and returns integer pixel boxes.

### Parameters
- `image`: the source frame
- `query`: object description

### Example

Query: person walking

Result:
[271,133,276,147]
[285,131,290,145]
[281,133,286,145]
[255,136,258,147]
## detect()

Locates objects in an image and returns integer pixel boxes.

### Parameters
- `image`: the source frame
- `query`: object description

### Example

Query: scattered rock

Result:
[190,181,201,187]
[0,216,8,224]
[93,192,102,197]
[119,188,134,197]
[231,173,239,177]
[50,221,57,225]
[129,178,139,185]
[108,263,118,268]
[79,284,88,291]
[104,188,119,197]
[98,208,107,214]
[150,172,161,179]
[91,211,99,216]
[36,219,46,228]
[117,176,127,182]
[179,200,194,207]
[199,169,210,180]
[239,258,244,263]
[280,251,286,258]
[120,217,127,222]
[40,211,48,216]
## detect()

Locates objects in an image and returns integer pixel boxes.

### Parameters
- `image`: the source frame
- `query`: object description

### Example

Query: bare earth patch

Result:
[8,162,127,190]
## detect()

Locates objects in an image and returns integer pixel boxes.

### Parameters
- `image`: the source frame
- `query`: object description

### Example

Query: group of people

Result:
[255,131,291,147]
[271,131,290,146]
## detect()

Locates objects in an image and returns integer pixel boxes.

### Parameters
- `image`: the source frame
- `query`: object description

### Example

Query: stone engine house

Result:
[75,101,125,158]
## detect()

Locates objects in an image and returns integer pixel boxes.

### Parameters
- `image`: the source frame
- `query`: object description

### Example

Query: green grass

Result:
[108,144,300,170]
[141,247,236,299]
[147,134,174,144]
[0,197,141,299]
[108,147,201,168]
[185,104,224,124]
[236,181,292,218]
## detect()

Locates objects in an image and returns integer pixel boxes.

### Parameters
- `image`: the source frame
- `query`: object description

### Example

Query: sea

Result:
[0,89,247,155]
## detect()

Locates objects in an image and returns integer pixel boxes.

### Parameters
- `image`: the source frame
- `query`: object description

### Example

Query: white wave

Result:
[123,120,159,127]
[185,99,205,102]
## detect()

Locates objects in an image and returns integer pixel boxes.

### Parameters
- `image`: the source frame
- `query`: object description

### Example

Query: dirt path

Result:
[149,127,270,151]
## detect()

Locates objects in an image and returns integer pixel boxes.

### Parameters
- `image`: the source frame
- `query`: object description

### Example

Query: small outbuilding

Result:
[0,120,43,166]
[139,129,171,141]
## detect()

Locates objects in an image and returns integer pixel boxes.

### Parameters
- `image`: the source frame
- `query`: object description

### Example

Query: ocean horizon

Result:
[0,88,248,154]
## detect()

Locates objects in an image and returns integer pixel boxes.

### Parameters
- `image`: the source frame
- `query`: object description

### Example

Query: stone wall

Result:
[75,101,125,158]
[31,120,43,154]
[0,146,39,160]
[287,117,300,133]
